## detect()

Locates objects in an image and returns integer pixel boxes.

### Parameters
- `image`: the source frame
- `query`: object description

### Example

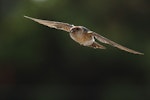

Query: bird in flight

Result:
[24,16,143,55]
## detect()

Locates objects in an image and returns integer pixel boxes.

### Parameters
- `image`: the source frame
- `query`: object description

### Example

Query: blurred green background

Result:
[0,0,150,100]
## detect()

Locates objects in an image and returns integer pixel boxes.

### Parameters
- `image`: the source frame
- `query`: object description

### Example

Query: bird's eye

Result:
[76,28,80,31]
[70,27,81,33]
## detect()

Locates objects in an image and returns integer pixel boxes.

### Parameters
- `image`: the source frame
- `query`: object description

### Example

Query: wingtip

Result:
[24,15,39,22]
[138,52,144,55]
[24,15,32,19]
[133,51,144,55]
[24,15,28,18]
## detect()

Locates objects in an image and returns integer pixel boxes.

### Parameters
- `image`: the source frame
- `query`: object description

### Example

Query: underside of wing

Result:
[90,32,144,55]
[24,16,74,32]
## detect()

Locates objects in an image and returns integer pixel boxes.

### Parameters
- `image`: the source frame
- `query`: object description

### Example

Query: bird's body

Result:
[24,16,143,55]
[70,26,94,46]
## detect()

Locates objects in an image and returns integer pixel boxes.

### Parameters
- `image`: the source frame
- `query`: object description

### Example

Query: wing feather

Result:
[90,31,144,55]
[24,16,73,32]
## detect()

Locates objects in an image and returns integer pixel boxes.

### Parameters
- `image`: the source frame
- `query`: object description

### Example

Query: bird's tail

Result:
[89,42,106,49]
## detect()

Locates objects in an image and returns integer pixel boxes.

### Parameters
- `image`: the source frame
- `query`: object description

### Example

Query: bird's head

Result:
[70,26,85,34]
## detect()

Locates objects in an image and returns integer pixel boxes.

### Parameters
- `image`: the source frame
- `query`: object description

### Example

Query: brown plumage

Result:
[24,16,144,55]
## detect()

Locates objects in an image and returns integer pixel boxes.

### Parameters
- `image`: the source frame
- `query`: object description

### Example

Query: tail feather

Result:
[89,42,106,49]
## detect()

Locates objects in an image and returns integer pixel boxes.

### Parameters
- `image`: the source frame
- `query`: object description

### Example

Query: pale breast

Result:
[70,32,94,46]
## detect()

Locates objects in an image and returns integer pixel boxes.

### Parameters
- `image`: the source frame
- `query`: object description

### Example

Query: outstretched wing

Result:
[24,16,74,32]
[89,31,144,55]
